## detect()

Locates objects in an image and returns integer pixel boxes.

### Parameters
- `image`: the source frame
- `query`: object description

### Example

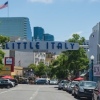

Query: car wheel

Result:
[72,90,74,96]
[74,93,77,98]
[58,88,61,90]
[92,96,95,100]
[97,97,100,100]
[7,85,10,89]
[77,95,80,99]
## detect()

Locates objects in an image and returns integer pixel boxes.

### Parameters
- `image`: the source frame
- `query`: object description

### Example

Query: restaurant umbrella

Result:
[2,75,14,79]
[74,77,84,81]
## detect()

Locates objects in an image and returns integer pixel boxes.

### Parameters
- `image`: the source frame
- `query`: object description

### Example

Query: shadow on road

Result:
[76,97,92,100]
[54,87,58,88]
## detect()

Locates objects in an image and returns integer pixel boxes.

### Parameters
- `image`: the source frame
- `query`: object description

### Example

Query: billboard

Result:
[93,64,100,76]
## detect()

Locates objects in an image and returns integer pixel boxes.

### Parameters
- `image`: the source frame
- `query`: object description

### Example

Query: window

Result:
[79,82,84,86]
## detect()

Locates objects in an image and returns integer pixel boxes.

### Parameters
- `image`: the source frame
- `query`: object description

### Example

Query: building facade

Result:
[44,33,54,41]
[82,40,89,58]
[89,22,100,81]
[0,17,32,41]
[34,27,44,41]
[33,52,46,65]
[3,50,34,68]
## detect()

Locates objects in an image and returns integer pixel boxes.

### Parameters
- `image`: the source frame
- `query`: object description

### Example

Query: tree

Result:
[67,34,89,78]
[0,35,10,70]
[0,35,10,48]
[28,62,49,77]
[51,34,89,79]
[51,53,69,79]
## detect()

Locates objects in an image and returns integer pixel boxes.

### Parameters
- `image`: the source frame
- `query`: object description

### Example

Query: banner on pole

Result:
[93,64,100,76]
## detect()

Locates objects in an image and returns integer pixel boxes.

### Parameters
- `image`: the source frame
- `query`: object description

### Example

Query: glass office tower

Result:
[44,33,54,41]
[34,27,44,41]
[0,17,32,41]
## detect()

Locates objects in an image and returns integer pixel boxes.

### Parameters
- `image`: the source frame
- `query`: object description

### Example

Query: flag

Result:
[0,1,8,9]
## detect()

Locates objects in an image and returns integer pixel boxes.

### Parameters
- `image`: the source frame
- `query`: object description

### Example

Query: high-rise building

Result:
[0,17,32,41]
[44,33,54,41]
[34,27,44,41]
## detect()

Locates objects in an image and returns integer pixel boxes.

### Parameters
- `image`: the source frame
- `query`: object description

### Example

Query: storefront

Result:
[0,66,23,77]
[11,66,23,77]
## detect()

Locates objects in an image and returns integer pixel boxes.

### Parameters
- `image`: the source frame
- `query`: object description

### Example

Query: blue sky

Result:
[0,0,100,41]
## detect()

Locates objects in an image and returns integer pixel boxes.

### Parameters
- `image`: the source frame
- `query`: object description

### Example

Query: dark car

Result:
[9,79,18,86]
[74,81,97,99]
[0,79,14,89]
[35,79,48,84]
[67,81,79,93]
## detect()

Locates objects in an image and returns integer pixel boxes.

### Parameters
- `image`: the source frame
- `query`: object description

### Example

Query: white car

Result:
[49,80,58,85]
[58,80,68,90]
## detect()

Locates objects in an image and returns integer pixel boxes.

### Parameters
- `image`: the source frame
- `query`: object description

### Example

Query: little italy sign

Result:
[4,41,79,52]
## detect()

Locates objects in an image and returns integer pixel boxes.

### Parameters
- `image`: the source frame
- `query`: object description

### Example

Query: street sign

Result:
[4,41,79,52]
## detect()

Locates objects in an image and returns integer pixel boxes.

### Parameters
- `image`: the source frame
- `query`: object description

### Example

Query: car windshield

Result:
[84,82,97,87]
[50,80,57,81]
[72,81,79,85]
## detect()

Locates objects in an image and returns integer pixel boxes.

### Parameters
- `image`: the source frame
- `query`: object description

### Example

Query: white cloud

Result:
[63,0,100,2]
[90,0,100,2]
[69,31,83,38]
[76,31,83,35]
[28,0,54,4]
[28,0,100,3]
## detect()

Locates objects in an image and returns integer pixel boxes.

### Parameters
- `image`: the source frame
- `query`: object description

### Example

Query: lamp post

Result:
[90,55,94,81]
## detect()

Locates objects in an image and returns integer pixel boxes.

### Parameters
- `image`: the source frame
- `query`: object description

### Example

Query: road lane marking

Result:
[30,88,39,100]
[0,88,17,95]
[30,97,33,100]
[0,91,8,94]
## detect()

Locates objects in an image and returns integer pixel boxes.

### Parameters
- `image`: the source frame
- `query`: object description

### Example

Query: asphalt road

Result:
[0,84,83,100]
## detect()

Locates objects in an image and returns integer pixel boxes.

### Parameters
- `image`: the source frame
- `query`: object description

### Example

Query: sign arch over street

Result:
[4,41,79,52]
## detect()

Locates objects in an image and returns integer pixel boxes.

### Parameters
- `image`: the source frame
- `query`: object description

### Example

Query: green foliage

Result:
[0,35,10,48]
[51,34,89,79]
[29,34,89,79]
[28,62,50,77]
[0,36,9,70]
[51,53,69,79]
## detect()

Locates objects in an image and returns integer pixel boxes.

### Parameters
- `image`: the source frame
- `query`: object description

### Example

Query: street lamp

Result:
[90,55,94,81]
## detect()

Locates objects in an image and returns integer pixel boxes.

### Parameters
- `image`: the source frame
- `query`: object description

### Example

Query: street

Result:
[0,84,78,100]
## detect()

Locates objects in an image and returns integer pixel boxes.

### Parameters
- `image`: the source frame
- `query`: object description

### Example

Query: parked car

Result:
[35,79,48,84]
[63,82,69,91]
[92,81,100,100]
[3,79,15,87]
[66,82,71,92]
[0,79,14,88]
[9,79,18,86]
[58,80,68,90]
[71,81,79,95]
[49,79,58,85]
[74,81,97,99]
[67,81,79,93]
